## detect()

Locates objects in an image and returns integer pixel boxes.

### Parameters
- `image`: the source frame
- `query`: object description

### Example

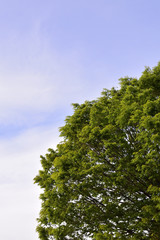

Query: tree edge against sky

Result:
[34,62,160,240]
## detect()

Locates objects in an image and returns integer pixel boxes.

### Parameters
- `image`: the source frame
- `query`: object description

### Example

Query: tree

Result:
[34,63,160,240]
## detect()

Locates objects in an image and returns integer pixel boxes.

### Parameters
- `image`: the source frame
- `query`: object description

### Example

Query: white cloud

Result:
[0,124,61,182]
[0,32,88,126]
[0,124,61,240]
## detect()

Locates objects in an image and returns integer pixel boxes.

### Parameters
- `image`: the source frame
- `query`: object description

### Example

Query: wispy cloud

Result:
[0,34,112,130]
[0,43,84,127]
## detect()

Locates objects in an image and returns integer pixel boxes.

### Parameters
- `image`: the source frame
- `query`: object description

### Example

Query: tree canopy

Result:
[34,63,160,240]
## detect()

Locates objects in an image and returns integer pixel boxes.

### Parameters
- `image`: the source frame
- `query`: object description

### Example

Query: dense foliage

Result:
[34,63,160,240]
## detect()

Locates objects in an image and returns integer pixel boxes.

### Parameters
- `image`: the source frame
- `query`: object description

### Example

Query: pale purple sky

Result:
[1,1,160,239]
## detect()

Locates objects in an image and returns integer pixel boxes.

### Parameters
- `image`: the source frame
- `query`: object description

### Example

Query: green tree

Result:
[34,63,160,240]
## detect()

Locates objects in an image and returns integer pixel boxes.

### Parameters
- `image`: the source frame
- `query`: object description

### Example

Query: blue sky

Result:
[1,0,160,239]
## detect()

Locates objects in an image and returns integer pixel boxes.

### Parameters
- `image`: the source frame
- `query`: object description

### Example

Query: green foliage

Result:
[34,62,160,239]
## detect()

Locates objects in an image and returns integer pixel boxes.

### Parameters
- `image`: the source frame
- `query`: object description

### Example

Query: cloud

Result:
[0,124,61,181]
[0,124,61,240]
[0,23,90,128]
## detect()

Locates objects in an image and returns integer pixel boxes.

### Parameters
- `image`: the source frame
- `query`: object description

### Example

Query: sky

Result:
[1,0,160,239]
